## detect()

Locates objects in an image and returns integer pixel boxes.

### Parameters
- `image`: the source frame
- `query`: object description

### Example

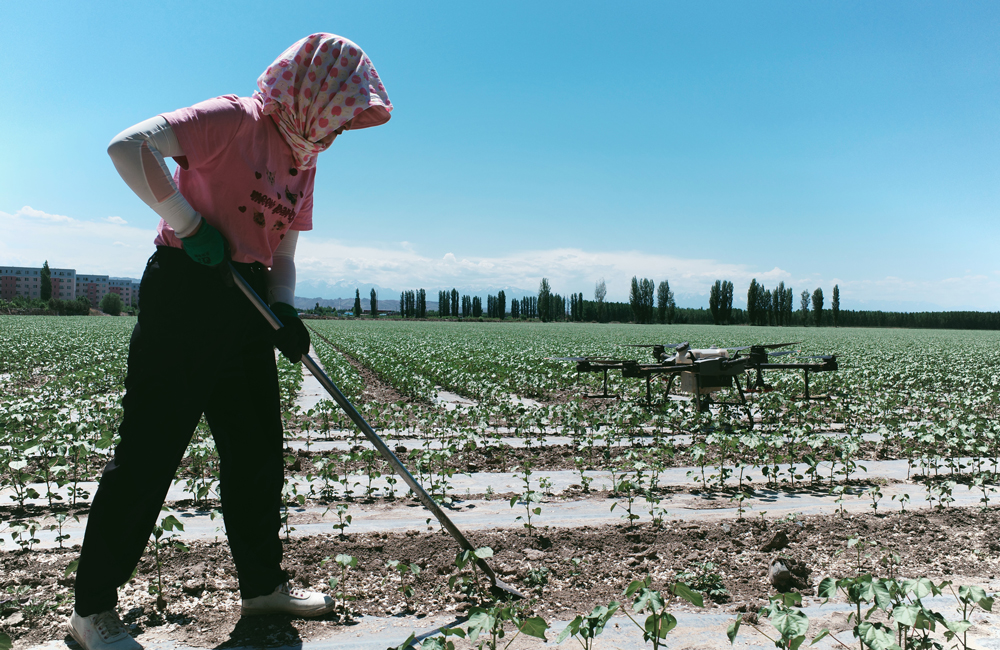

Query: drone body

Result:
[557,342,837,411]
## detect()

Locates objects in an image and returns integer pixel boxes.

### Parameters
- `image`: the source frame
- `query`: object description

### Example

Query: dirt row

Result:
[3,506,998,648]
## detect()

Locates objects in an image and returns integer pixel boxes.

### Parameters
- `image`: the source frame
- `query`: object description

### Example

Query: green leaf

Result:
[417,638,451,650]
[557,616,583,643]
[776,591,803,607]
[518,616,549,640]
[473,546,494,559]
[872,579,892,610]
[644,612,677,639]
[336,554,358,568]
[0,633,13,650]
[769,608,809,639]
[634,588,667,614]
[858,622,901,650]
[959,585,993,610]
[727,614,742,645]
[818,577,837,600]
[441,627,466,639]
[672,582,704,607]
[160,515,184,532]
[466,608,496,642]
[909,577,934,599]
[892,604,921,627]
[625,579,646,598]
[64,559,79,578]
[944,619,972,636]
[810,628,830,645]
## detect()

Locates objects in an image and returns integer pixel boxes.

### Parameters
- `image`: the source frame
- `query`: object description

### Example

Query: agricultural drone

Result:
[553,342,838,412]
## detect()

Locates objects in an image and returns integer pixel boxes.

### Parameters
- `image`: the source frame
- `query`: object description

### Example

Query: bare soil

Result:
[307,327,414,405]
[3,506,998,648]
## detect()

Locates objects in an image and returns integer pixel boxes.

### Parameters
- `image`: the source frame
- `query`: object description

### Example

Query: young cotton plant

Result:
[450,546,494,601]
[557,601,619,650]
[385,559,421,612]
[463,602,548,650]
[510,460,541,534]
[147,514,189,611]
[728,592,832,650]
[322,553,358,616]
[621,576,704,650]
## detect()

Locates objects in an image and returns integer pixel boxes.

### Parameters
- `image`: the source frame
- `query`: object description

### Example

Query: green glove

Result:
[271,302,310,362]
[180,218,226,266]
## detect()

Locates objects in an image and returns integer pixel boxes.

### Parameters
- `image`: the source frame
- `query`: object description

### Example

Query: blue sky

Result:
[2,1,997,309]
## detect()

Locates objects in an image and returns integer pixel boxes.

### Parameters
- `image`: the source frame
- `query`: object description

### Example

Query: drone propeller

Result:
[767,350,797,357]
[760,341,801,350]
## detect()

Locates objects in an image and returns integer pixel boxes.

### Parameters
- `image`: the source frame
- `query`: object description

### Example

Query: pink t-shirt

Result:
[155,95,315,266]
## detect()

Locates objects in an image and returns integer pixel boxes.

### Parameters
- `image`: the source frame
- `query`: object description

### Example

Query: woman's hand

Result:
[180,216,227,266]
[270,302,310,363]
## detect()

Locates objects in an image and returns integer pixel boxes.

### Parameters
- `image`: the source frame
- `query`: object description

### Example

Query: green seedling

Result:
[558,601,620,650]
[728,592,833,650]
[675,562,729,603]
[451,546,493,600]
[322,553,358,615]
[510,461,541,534]
[622,576,704,650]
[10,518,41,552]
[865,484,883,515]
[46,512,78,548]
[331,503,352,539]
[386,559,421,611]
[147,514,188,611]
[525,566,549,597]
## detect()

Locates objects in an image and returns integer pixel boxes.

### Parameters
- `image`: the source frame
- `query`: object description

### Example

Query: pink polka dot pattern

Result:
[256,33,393,170]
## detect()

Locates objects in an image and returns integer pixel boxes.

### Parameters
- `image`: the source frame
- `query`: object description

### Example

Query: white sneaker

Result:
[241,581,335,617]
[67,610,142,650]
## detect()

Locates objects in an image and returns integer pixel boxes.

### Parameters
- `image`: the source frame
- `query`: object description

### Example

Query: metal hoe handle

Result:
[227,263,522,598]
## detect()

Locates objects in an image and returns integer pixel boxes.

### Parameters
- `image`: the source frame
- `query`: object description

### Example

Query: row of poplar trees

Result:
[398,289,427,318]
[731,279,841,326]
[437,289,509,319]
[628,276,678,324]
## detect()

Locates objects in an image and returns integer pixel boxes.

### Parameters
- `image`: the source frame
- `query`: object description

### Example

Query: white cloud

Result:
[0,206,156,277]
[3,205,998,310]
[295,236,998,309]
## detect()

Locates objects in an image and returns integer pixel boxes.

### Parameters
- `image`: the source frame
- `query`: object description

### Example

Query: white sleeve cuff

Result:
[107,116,201,237]
[267,230,299,306]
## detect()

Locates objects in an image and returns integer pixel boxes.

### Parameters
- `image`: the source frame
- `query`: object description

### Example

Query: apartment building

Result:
[0,266,76,301]
[75,274,110,305]
[109,277,140,307]
[1,266,140,307]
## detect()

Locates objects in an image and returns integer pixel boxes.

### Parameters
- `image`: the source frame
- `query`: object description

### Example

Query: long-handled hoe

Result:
[229,263,524,600]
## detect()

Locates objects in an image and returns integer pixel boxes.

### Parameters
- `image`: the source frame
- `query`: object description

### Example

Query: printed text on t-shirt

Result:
[250,190,296,220]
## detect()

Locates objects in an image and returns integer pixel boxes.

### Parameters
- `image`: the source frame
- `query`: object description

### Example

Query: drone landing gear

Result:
[584,368,619,399]
[798,369,830,402]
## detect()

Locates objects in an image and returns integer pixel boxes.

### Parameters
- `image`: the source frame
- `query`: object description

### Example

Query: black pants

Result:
[75,247,288,616]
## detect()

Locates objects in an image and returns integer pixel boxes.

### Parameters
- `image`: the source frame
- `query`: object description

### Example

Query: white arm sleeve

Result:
[107,116,202,238]
[267,230,298,306]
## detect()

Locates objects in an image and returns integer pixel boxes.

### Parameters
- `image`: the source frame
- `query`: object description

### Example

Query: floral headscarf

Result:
[256,33,392,170]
